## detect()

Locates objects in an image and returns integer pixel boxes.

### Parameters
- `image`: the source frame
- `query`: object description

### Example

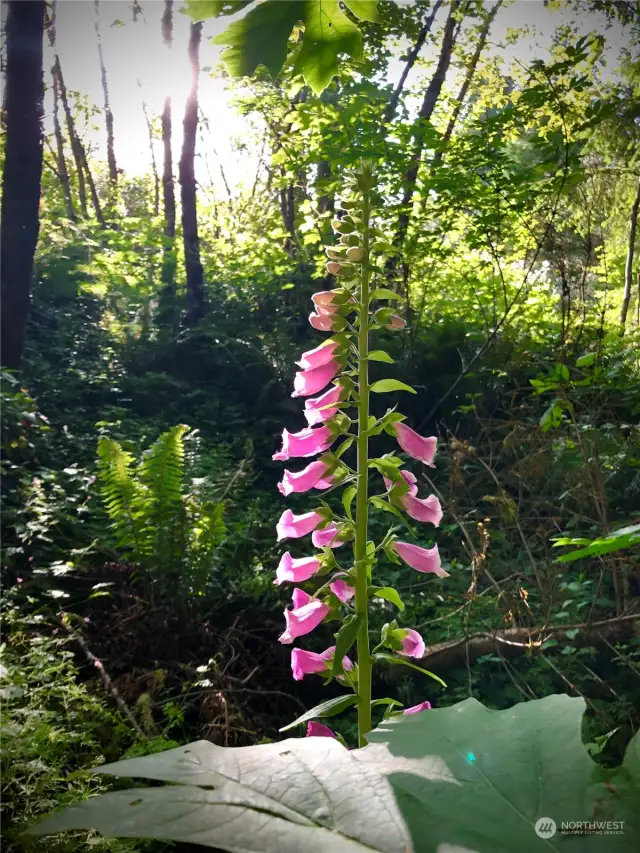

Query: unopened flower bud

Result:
[346,246,364,262]
[326,261,342,275]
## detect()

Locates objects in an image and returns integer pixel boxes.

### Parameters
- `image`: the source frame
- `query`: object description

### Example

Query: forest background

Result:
[1,0,639,851]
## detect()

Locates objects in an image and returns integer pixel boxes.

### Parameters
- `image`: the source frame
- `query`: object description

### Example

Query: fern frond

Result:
[97,437,146,556]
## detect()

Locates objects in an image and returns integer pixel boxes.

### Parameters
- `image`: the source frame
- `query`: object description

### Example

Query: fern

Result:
[96,426,227,602]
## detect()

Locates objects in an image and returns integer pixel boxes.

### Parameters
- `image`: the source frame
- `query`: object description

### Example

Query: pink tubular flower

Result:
[274,552,321,585]
[399,628,425,659]
[312,522,346,549]
[312,291,340,315]
[306,721,336,738]
[278,460,330,496]
[279,588,330,644]
[388,315,406,330]
[401,493,443,526]
[304,384,344,427]
[276,509,323,542]
[392,541,449,577]
[314,476,336,490]
[291,645,352,681]
[329,579,355,602]
[273,425,333,462]
[383,470,418,496]
[392,423,437,467]
[296,341,339,371]
[403,700,431,715]
[309,312,338,331]
[292,360,340,398]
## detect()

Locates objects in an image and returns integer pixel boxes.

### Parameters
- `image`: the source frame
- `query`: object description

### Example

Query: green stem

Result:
[355,190,372,747]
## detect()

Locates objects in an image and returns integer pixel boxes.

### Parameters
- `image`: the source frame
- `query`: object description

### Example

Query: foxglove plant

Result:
[273,162,447,746]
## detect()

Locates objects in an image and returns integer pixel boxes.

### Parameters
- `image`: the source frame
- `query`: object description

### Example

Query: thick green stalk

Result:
[355,191,372,747]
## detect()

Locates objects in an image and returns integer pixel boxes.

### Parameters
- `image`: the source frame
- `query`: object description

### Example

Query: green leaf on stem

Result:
[369,288,404,302]
[370,380,417,395]
[368,350,395,363]
[279,694,358,732]
[342,485,357,521]
[372,587,404,611]
[333,613,364,676]
[374,653,447,688]
[369,496,407,524]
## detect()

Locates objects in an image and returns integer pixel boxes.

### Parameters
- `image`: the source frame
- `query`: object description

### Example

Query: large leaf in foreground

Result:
[357,695,639,852]
[31,737,410,853]
[29,695,640,852]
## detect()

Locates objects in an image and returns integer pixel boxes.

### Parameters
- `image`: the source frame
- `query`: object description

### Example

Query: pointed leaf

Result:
[370,380,416,395]
[279,693,358,732]
[374,653,446,687]
[372,587,404,611]
[368,350,395,364]
[332,613,363,676]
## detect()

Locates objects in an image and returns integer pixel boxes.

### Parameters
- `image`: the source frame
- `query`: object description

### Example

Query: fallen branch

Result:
[58,613,147,740]
[420,613,640,670]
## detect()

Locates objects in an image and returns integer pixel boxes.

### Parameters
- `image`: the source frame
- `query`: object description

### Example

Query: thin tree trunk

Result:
[47,0,75,221]
[384,0,444,124]
[316,160,335,215]
[161,0,176,293]
[94,0,118,185]
[138,82,160,216]
[432,0,503,169]
[386,0,462,289]
[1,0,45,370]
[620,177,640,332]
[55,56,88,217]
[179,21,205,323]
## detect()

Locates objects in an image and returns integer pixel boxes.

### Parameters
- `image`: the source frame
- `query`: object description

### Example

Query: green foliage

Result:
[0,605,156,853]
[96,426,226,601]
[29,695,640,852]
[553,524,640,562]
[203,0,378,94]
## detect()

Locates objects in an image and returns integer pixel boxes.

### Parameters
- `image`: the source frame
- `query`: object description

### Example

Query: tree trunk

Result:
[47,0,75,221]
[620,176,640,333]
[432,0,503,169]
[94,0,118,185]
[316,160,334,215]
[386,0,462,289]
[160,0,177,301]
[139,83,160,216]
[383,0,444,124]
[54,56,88,217]
[1,0,45,370]
[179,21,205,323]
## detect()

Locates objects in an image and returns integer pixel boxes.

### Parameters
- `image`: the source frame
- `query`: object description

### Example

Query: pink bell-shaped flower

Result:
[311,291,340,315]
[276,509,323,542]
[272,425,333,462]
[279,588,330,644]
[296,341,340,371]
[292,360,340,398]
[329,578,355,602]
[278,460,330,496]
[312,522,346,548]
[306,721,336,738]
[304,384,344,427]
[398,628,425,658]
[291,645,353,681]
[383,470,418,496]
[309,312,338,331]
[392,541,449,577]
[402,492,443,526]
[274,552,321,585]
[391,423,437,466]
[403,700,431,714]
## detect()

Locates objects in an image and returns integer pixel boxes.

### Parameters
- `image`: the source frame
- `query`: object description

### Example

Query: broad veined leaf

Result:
[370,379,417,394]
[358,695,640,853]
[293,1,364,95]
[182,0,254,21]
[212,0,303,78]
[31,737,410,853]
[342,0,378,22]
[29,696,640,852]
